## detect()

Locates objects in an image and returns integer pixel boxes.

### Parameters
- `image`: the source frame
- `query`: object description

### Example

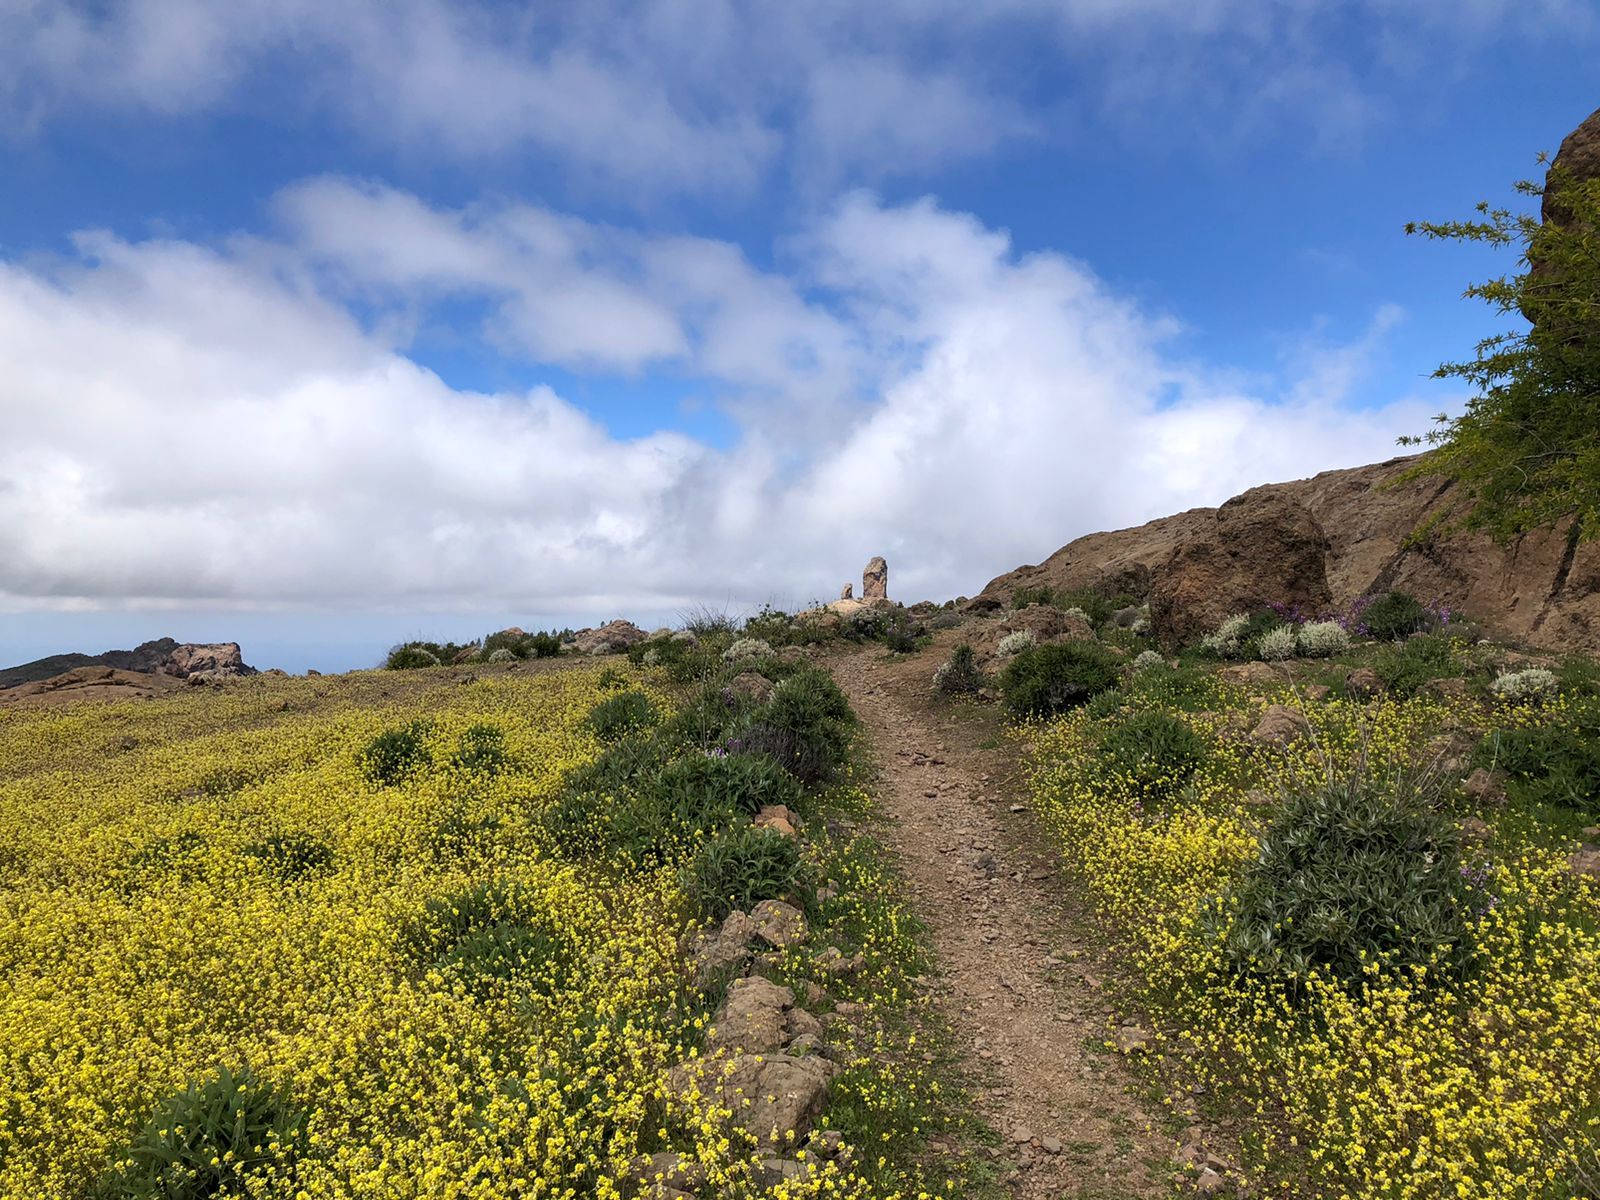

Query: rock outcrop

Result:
[862,556,888,600]
[0,638,256,691]
[0,666,185,708]
[976,455,1600,653]
[571,619,647,655]
[1541,104,1600,227]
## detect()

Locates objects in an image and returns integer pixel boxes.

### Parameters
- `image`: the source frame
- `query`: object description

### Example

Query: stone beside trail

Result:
[826,641,1171,1198]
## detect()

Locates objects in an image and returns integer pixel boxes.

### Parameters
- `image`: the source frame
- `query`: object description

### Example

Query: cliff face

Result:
[977,455,1599,653]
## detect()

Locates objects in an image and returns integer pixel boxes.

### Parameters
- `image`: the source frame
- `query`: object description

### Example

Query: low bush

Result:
[1489,667,1559,705]
[997,630,1035,658]
[1255,626,1298,661]
[1131,649,1165,672]
[1477,703,1600,818]
[1217,768,1474,991]
[1372,633,1459,699]
[933,644,984,695]
[1093,710,1209,802]
[755,668,856,779]
[1199,613,1250,659]
[1011,585,1056,609]
[586,691,659,742]
[722,637,774,665]
[384,644,442,670]
[651,751,804,819]
[453,723,510,774]
[243,833,333,880]
[999,641,1120,718]
[408,879,573,997]
[1296,620,1350,658]
[92,1065,305,1199]
[358,722,432,787]
[683,826,806,921]
[485,647,517,664]
[1356,591,1434,642]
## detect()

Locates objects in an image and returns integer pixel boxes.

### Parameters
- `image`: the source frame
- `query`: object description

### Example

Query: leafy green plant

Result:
[1011,585,1057,609]
[358,721,433,786]
[452,723,511,774]
[93,1064,304,1199]
[408,879,573,997]
[1372,633,1459,698]
[384,644,442,669]
[1476,703,1600,818]
[683,826,806,921]
[652,751,804,818]
[933,644,984,695]
[1217,767,1474,991]
[999,641,1120,718]
[1358,592,1434,642]
[1094,710,1209,802]
[753,667,857,779]
[586,691,659,742]
[243,833,333,880]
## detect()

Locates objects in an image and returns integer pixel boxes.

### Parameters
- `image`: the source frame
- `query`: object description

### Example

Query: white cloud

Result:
[1,0,1587,197]
[0,189,1436,614]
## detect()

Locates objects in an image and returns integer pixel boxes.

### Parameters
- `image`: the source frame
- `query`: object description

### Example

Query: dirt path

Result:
[827,642,1172,1200]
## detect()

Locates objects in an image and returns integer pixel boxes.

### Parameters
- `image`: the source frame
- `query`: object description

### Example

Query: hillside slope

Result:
[978,454,1598,652]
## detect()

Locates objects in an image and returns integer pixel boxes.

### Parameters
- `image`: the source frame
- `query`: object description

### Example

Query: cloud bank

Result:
[0,185,1436,616]
[2,0,1590,197]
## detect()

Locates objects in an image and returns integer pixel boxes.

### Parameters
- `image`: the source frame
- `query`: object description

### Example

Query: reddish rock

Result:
[572,619,647,655]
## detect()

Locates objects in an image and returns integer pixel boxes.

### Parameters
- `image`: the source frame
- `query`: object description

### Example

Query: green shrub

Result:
[525,631,562,658]
[243,833,333,880]
[754,668,856,778]
[999,641,1120,718]
[722,637,775,665]
[586,691,658,742]
[1011,585,1057,609]
[408,879,572,997]
[358,722,432,786]
[452,724,510,774]
[727,723,835,788]
[1477,704,1600,818]
[1359,591,1434,642]
[933,644,984,695]
[1094,710,1209,802]
[384,644,442,670]
[1373,633,1459,699]
[92,1064,304,1199]
[666,684,757,749]
[652,751,804,818]
[1217,769,1474,991]
[683,826,806,921]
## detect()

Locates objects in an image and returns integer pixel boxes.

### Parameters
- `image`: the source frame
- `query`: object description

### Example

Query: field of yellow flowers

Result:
[1023,668,1600,1200]
[0,665,975,1200]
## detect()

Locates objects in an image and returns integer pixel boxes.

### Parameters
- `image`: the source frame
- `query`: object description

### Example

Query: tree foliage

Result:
[1400,161,1600,544]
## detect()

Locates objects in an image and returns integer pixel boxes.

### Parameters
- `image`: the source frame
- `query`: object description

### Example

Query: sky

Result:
[1,1,1596,673]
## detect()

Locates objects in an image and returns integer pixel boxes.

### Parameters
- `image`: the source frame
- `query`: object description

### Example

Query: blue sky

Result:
[1,1,1596,672]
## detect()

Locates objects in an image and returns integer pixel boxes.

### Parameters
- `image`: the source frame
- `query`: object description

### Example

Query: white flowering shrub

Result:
[485,648,517,664]
[641,649,661,667]
[1297,620,1351,659]
[1200,614,1250,658]
[1256,626,1299,661]
[998,630,1036,658]
[1490,668,1558,704]
[722,637,775,664]
[1062,606,1093,625]
[1132,649,1165,672]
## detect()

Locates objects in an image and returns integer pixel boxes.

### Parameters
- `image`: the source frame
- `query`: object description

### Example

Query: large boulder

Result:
[571,619,647,655]
[161,642,252,679]
[1147,488,1333,648]
[669,1053,837,1148]
[1541,104,1600,227]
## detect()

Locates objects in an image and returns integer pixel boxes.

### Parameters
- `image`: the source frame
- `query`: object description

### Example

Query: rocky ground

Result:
[825,638,1178,1199]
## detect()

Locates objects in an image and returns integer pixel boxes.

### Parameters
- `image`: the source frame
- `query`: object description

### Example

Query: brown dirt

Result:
[824,637,1175,1199]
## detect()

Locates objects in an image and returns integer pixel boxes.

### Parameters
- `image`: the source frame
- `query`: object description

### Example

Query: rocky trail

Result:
[827,643,1174,1199]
